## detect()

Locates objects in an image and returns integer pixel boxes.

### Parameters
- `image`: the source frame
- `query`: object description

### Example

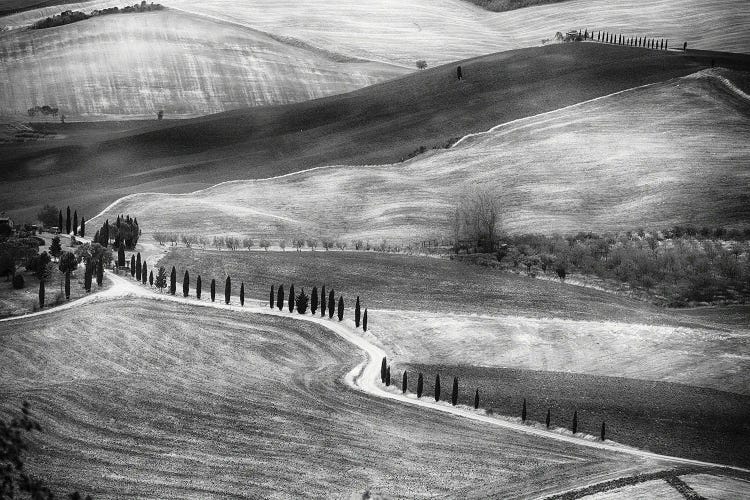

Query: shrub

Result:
[12,273,24,289]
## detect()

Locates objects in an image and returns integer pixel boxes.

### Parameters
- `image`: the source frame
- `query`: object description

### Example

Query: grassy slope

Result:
[156,249,750,394]
[0,299,656,497]
[90,66,750,241]
[2,43,728,222]
[0,8,407,119]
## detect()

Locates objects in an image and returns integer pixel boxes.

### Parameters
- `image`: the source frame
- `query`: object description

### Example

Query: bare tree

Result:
[322,238,334,251]
[198,236,209,249]
[279,239,286,251]
[243,237,254,251]
[153,231,167,246]
[168,232,178,246]
[260,239,270,251]
[452,188,502,253]
[294,238,305,252]
[181,234,197,248]
[307,238,318,251]
[336,240,347,251]
[213,236,224,250]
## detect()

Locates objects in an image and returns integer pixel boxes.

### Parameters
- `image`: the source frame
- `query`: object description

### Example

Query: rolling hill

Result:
[3,42,732,222]
[91,66,750,241]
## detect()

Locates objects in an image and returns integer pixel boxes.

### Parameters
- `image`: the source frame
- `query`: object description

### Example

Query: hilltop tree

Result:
[49,236,62,260]
[380,357,387,384]
[58,209,63,232]
[117,245,125,268]
[96,257,103,286]
[434,374,441,401]
[451,377,459,406]
[130,255,135,277]
[385,366,391,386]
[572,410,578,434]
[601,421,606,441]
[240,282,245,306]
[417,373,424,398]
[402,371,408,393]
[337,296,344,321]
[155,266,167,292]
[474,389,479,409]
[269,285,274,308]
[310,286,318,314]
[64,270,70,299]
[38,279,45,308]
[183,270,190,297]
[320,285,326,317]
[416,59,427,70]
[288,284,295,312]
[225,276,231,304]
[296,288,308,314]
[142,261,148,285]
[80,216,85,238]
[211,279,216,302]
[149,270,154,287]
[522,398,527,422]
[456,65,462,80]
[135,253,142,280]
[73,210,78,236]
[277,284,284,310]
[65,206,71,234]
[196,275,202,299]
[328,290,335,319]
[354,296,361,327]
[546,409,551,428]
[363,309,368,332]
[169,266,176,294]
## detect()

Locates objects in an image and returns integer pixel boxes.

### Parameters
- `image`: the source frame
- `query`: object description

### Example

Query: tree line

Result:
[32,1,164,29]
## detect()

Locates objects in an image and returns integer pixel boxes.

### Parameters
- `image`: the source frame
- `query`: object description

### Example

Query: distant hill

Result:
[2,43,727,222]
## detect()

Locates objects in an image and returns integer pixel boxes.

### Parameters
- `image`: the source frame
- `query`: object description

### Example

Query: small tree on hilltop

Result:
[210,279,216,302]
[380,357,387,383]
[269,285,274,308]
[402,371,408,393]
[337,296,344,321]
[417,373,424,398]
[451,377,459,406]
[320,285,326,317]
[601,421,606,441]
[288,284,295,312]
[363,309,368,332]
[240,282,245,306]
[310,286,318,314]
[522,398,527,422]
[170,266,176,294]
[546,408,551,428]
[196,275,202,299]
[328,290,335,319]
[155,266,167,292]
[296,288,308,314]
[474,389,479,409]
[277,284,284,310]
[416,60,427,70]
[183,270,190,297]
[434,373,441,401]
[354,296,361,327]
[225,276,231,304]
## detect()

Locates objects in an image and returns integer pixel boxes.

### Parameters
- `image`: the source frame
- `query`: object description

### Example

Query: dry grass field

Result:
[92,68,750,242]
[0,298,670,498]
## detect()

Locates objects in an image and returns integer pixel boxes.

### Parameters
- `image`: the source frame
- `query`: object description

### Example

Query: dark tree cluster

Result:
[595,30,669,50]
[32,2,164,29]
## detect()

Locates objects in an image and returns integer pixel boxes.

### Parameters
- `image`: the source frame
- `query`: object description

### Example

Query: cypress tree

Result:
[196,275,202,299]
[142,261,148,284]
[80,217,85,238]
[474,389,479,409]
[117,246,125,267]
[277,285,284,310]
[84,265,92,292]
[135,253,142,280]
[183,270,190,297]
[38,279,45,308]
[170,266,176,294]
[522,399,527,422]
[601,421,606,441]
[665,39,668,50]
[417,373,424,398]
[65,206,71,234]
[337,296,344,321]
[96,258,103,286]
[225,275,231,304]
[58,210,63,232]
[597,31,600,41]
[240,282,245,306]
[572,410,578,434]
[288,284,295,312]
[211,279,216,302]
[320,285,326,317]
[363,309,368,332]
[380,357,387,383]
[295,288,308,314]
[451,377,458,406]
[64,271,70,300]
[311,286,318,314]
[434,374,441,401]
[328,290,335,319]
[130,255,136,277]
[73,211,78,236]
[355,296,361,327]
[546,409,551,428]
[402,371,407,393]
[270,285,275,308]
[385,366,391,386]
[149,270,154,287]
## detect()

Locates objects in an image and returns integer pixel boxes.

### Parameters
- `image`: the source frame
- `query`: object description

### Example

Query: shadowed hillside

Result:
[3,42,734,221]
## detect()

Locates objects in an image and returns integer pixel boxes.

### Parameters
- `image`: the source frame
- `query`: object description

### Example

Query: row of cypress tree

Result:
[381,359,607,441]
[269,284,369,330]
[596,30,669,50]
[57,206,86,237]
